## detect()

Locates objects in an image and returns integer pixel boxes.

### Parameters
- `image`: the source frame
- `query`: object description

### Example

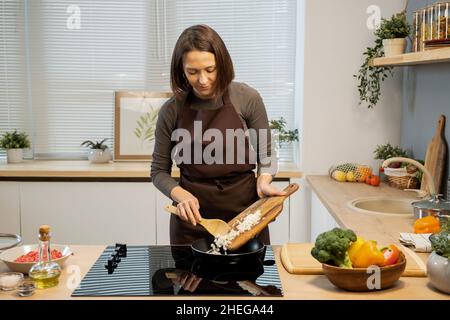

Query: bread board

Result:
[280,243,427,277]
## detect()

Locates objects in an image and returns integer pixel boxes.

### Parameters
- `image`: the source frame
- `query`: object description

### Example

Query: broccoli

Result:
[430,231,450,259]
[311,228,357,268]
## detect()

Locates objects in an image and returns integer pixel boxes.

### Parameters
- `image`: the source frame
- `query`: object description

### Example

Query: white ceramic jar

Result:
[88,148,112,163]
[383,38,407,57]
[6,148,23,163]
[427,251,450,294]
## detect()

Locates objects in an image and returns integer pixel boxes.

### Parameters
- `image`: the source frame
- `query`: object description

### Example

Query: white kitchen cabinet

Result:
[20,182,157,245]
[155,190,172,245]
[0,182,21,235]
[268,181,290,245]
[310,191,339,242]
[155,180,291,245]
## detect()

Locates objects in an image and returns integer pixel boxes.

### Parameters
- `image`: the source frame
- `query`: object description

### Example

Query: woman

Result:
[151,24,284,245]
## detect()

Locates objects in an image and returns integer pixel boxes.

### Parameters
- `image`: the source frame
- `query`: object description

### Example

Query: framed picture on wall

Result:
[114,91,173,161]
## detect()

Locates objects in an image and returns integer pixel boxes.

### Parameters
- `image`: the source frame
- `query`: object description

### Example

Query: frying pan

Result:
[191,257,265,282]
[191,236,271,265]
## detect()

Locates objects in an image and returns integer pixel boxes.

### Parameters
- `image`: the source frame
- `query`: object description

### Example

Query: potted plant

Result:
[373,143,423,188]
[427,219,450,294]
[0,130,31,163]
[80,138,112,163]
[378,11,411,57]
[269,117,299,159]
[373,143,409,168]
[354,11,411,108]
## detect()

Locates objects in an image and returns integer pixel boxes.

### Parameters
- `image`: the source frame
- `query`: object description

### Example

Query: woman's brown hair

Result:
[170,25,234,100]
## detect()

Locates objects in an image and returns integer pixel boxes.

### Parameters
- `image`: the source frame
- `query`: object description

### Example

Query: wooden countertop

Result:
[1,175,447,299]
[0,245,447,300]
[306,175,418,245]
[0,160,301,179]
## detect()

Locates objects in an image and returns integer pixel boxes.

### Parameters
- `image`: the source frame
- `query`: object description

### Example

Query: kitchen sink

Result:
[347,197,414,217]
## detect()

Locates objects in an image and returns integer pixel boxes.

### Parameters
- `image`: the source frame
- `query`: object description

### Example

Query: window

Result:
[0,0,29,158]
[1,0,298,162]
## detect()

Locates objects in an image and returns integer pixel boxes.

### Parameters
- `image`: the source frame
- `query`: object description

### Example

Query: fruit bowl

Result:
[322,252,406,292]
[0,244,72,274]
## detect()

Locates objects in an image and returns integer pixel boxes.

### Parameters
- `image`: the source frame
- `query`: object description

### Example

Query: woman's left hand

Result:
[257,174,287,198]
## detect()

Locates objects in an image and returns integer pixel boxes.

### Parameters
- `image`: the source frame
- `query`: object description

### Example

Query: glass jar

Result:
[29,225,61,289]
[412,7,429,52]
[435,1,450,40]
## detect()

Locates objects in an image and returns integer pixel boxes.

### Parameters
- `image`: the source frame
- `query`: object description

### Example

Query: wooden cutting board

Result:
[280,243,427,277]
[421,115,447,195]
[227,183,299,251]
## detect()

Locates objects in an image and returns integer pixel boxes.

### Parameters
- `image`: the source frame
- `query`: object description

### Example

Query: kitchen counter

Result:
[307,175,419,246]
[0,160,301,179]
[1,175,448,300]
[0,245,447,300]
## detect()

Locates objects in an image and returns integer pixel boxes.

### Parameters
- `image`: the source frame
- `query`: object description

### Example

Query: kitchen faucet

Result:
[382,157,436,197]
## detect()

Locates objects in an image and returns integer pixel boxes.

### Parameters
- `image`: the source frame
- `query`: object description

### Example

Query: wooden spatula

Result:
[164,205,231,237]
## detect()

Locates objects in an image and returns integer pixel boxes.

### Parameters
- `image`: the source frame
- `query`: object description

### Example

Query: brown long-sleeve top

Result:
[151,81,277,199]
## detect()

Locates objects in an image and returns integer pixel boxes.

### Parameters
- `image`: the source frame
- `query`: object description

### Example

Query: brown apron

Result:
[170,90,270,245]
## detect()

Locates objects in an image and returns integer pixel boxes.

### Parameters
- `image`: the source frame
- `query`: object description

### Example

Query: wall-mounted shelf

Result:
[370,47,450,67]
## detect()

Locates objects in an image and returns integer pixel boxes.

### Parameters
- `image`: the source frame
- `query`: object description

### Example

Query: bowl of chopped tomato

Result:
[0,244,72,274]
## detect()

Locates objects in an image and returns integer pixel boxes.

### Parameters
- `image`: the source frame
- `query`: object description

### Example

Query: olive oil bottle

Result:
[29,225,61,289]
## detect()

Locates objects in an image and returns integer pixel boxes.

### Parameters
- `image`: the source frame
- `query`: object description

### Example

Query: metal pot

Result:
[412,194,450,220]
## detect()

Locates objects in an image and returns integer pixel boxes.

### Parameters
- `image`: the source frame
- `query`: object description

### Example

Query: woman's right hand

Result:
[170,186,202,226]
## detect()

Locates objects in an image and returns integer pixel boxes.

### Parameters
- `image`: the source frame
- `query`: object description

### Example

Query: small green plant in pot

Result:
[0,130,31,163]
[373,143,409,168]
[373,143,423,186]
[354,11,411,108]
[269,117,299,159]
[80,138,112,163]
[427,219,450,294]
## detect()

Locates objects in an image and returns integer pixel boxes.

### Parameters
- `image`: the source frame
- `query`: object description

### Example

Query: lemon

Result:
[346,171,356,182]
[332,170,347,182]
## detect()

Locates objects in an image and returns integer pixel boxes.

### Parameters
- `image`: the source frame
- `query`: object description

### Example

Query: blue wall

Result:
[403,0,450,196]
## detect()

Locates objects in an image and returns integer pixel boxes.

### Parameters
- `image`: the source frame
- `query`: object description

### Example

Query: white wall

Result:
[292,0,407,242]
[300,0,407,174]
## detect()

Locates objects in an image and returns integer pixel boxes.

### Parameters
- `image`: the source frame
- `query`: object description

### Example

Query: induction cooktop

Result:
[71,245,283,297]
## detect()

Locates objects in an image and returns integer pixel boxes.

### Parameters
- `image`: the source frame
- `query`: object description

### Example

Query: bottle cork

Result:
[39,225,51,241]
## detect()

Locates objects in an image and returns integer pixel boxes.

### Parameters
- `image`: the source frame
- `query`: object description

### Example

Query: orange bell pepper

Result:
[352,240,386,268]
[413,216,441,234]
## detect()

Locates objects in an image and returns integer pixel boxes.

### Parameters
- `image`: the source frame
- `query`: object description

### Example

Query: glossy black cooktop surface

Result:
[72,245,283,297]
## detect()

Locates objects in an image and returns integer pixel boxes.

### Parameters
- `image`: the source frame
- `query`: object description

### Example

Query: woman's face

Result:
[183,50,217,99]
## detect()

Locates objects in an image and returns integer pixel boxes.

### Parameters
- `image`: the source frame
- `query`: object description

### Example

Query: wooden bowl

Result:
[322,252,406,292]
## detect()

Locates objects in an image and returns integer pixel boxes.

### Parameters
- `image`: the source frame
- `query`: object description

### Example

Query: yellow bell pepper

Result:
[348,236,365,264]
[352,240,385,268]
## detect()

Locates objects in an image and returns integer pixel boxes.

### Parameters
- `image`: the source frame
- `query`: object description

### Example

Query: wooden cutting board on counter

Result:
[280,243,427,277]
[421,115,447,195]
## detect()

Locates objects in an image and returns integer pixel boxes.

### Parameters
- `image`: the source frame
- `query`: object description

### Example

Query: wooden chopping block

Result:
[421,115,448,195]
[280,243,428,277]
[226,183,299,251]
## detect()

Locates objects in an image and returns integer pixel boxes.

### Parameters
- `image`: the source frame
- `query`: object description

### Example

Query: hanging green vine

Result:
[354,11,411,108]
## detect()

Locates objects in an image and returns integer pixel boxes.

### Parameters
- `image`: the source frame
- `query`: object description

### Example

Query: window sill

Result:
[0,160,302,180]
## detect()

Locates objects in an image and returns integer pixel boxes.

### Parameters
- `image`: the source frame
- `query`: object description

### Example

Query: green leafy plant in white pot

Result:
[269,117,299,160]
[80,138,112,163]
[0,130,31,163]
[427,220,450,294]
[354,11,411,108]
[377,11,411,57]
